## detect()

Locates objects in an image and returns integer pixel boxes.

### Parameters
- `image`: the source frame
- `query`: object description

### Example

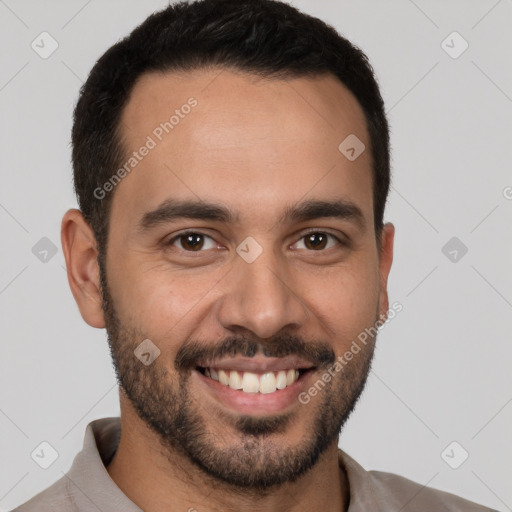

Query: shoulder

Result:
[368,469,497,512]
[10,475,76,511]
[338,449,497,512]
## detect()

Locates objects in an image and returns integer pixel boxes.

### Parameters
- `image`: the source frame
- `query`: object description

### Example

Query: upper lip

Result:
[196,356,315,373]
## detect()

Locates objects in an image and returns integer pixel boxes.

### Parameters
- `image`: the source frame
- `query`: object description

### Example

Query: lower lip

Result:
[193,368,315,415]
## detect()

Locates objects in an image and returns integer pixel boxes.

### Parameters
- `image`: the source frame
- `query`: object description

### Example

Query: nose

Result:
[216,245,308,339]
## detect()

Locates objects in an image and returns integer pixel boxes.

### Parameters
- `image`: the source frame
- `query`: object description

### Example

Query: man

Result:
[14,0,495,510]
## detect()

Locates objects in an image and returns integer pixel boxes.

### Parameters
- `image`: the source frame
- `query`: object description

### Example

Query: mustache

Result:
[174,333,335,372]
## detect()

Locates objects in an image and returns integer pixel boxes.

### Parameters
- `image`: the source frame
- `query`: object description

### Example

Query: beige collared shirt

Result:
[13,417,496,511]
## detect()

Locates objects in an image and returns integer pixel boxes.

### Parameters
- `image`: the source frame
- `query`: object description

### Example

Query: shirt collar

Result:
[66,417,142,511]
[70,416,378,512]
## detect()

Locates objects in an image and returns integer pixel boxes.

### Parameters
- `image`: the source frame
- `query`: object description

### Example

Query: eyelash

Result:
[166,229,345,252]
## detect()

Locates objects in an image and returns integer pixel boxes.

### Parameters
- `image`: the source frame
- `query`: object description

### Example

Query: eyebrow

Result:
[137,198,365,233]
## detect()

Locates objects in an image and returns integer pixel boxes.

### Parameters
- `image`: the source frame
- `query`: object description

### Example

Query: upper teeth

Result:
[203,368,300,394]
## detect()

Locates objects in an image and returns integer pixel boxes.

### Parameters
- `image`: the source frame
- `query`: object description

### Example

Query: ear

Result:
[377,222,395,320]
[61,209,106,328]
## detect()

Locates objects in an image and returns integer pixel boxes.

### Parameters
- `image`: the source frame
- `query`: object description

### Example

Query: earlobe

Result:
[61,209,106,328]
[378,222,395,319]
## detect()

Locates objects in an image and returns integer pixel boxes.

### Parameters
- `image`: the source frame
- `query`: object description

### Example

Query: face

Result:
[98,69,393,490]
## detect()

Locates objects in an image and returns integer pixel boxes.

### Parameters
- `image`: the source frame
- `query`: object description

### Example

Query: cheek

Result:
[109,259,224,341]
[303,259,380,346]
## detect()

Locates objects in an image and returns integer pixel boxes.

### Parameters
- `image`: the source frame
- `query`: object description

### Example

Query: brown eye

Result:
[293,231,342,251]
[168,232,216,252]
[305,232,328,250]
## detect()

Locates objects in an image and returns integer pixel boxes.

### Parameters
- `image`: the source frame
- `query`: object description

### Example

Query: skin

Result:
[61,69,394,512]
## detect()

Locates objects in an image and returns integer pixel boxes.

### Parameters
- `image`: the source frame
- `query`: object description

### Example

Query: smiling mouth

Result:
[196,367,312,394]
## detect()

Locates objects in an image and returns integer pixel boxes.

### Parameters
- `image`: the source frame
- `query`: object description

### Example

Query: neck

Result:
[106,395,349,512]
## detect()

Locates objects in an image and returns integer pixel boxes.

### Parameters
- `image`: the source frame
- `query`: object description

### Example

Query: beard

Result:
[99,259,377,492]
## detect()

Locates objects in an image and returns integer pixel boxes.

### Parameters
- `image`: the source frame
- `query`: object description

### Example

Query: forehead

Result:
[112,68,373,230]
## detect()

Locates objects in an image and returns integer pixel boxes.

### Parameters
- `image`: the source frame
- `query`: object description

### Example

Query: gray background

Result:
[1,0,511,510]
